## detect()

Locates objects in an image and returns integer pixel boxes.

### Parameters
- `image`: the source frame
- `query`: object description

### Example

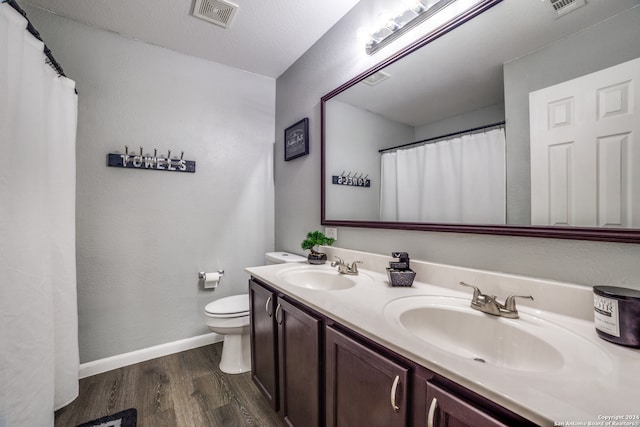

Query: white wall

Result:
[275,0,640,288]
[414,104,504,140]
[24,5,275,363]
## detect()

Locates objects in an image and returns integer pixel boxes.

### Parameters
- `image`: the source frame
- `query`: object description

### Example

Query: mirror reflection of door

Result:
[529,57,640,227]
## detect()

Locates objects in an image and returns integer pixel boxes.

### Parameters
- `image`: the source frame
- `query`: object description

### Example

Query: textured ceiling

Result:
[20,0,361,79]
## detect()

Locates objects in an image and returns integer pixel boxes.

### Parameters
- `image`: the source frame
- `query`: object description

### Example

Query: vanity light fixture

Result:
[364,0,469,55]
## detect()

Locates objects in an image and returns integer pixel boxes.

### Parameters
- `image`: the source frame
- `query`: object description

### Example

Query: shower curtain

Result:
[380,128,506,223]
[1,3,79,426]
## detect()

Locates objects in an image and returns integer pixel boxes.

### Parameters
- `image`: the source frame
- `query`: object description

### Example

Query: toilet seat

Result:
[205,294,249,318]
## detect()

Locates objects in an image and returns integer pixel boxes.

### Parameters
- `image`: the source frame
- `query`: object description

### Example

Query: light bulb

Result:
[377,9,393,27]
[385,19,400,31]
[402,0,427,13]
[356,27,369,42]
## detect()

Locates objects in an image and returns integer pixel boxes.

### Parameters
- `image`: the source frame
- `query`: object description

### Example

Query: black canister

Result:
[593,286,640,348]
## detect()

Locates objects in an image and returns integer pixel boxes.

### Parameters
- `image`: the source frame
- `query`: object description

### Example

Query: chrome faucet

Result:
[459,282,533,319]
[331,257,362,275]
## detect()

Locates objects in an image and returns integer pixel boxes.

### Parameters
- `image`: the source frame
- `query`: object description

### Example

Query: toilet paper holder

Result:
[198,270,225,280]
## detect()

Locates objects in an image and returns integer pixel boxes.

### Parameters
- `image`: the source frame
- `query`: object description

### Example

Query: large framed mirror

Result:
[321,0,640,243]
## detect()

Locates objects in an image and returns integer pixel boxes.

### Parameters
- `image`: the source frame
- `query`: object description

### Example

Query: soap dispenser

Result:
[386,252,416,287]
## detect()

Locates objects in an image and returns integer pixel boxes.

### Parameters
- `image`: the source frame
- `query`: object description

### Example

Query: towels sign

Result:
[107,153,196,173]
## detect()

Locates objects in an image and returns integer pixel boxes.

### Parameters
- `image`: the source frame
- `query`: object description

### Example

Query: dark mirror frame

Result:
[320,0,640,244]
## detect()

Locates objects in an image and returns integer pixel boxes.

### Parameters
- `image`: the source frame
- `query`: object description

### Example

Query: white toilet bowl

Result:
[204,251,306,375]
[204,294,250,374]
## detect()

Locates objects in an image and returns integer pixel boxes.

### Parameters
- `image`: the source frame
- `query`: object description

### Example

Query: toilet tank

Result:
[265,252,306,265]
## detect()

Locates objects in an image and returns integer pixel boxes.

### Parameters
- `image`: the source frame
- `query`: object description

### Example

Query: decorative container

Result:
[307,253,328,265]
[386,268,416,287]
[593,285,640,348]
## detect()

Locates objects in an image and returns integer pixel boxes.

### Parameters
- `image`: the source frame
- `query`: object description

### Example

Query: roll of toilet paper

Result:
[202,272,221,289]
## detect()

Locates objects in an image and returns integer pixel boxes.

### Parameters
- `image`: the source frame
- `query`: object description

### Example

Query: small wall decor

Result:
[284,118,309,161]
[332,171,371,187]
[107,146,196,173]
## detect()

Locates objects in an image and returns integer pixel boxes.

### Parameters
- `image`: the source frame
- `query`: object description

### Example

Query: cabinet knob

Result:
[427,397,438,427]
[390,375,400,412]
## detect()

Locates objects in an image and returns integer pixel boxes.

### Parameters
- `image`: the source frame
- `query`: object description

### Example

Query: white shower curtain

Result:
[1,3,79,426]
[380,128,506,224]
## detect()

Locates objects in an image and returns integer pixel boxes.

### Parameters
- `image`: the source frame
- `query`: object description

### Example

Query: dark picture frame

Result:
[284,118,309,161]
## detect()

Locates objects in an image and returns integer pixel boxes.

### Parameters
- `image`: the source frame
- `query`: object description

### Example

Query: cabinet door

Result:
[425,382,508,427]
[249,279,278,410]
[277,298,322,427]
[325,326,409,427]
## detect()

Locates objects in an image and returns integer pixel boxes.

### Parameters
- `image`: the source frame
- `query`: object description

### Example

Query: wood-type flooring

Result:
[54,343,286,427]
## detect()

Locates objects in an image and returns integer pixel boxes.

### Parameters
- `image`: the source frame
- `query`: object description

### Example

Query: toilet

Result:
[204,251,306,374]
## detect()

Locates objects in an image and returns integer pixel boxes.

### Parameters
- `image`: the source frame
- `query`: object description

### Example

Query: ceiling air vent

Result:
[363,71,390,87]
[192,0,239,28]
[549,0,586,17]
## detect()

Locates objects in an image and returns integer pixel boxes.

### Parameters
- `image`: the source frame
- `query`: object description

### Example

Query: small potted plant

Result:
[301,230,335,265]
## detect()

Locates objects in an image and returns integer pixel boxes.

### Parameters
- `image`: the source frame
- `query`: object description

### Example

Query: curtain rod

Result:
[3,0,67,77]
[378,120,506,154]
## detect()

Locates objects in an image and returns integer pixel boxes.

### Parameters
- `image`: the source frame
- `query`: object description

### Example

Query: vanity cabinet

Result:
[325,325,410,427]
[250,277,537,427]
[248,279,322,427]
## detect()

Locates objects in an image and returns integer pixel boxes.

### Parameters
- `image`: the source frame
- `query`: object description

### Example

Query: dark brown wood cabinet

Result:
[249,279,322,427]
[424,382,508,427]
[412,368,537,427]
[249,277,538,427]
[249,279,279,409]
[325,326,410,427]
[277,298,322,427]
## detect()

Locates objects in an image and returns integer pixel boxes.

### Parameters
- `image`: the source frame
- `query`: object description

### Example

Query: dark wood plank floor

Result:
[55,343,286,427]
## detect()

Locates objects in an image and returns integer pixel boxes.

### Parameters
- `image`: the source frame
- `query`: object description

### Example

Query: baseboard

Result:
[79,332,223,379]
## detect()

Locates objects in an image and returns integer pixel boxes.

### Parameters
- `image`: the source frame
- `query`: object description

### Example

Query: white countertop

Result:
[246,250,640,427]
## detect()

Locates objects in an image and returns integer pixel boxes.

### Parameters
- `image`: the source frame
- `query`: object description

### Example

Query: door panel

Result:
[277,298,322,427]
[530,57,640,227]
[325,326,409,427]
[249,280,278,410]
[426,382,508,427]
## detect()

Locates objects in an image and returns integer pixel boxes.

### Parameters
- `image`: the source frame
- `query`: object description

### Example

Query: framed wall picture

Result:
[284,118,309,161]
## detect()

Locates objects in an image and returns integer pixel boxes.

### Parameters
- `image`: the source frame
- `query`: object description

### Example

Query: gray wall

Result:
[24,5,276,363]
[504,9,640,225]
[325,100,413,221]
[275,0,640,288]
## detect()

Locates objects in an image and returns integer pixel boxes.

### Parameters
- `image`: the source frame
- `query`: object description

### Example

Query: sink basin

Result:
[384,296,610,373]
[277,267,366,291]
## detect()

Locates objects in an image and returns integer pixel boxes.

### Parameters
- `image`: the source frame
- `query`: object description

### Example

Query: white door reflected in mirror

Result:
[530,57,640,228]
